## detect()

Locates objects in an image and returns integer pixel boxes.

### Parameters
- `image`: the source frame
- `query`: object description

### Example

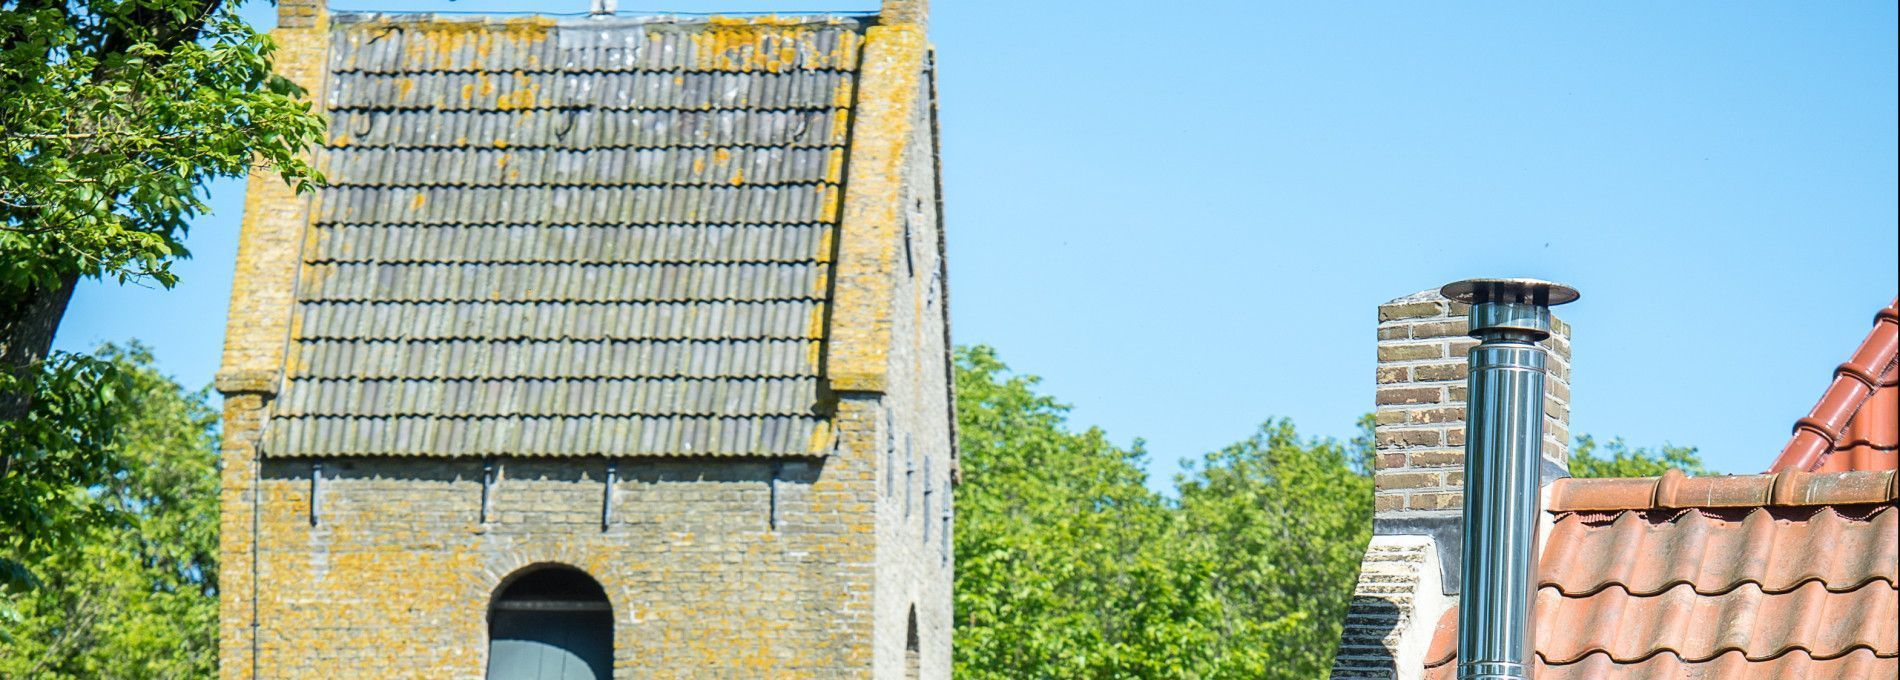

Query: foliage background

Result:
[951,346,1373,678]
[0,344,219,679]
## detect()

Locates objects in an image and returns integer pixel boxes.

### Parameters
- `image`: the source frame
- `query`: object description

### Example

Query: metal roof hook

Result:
[590,0,617,17]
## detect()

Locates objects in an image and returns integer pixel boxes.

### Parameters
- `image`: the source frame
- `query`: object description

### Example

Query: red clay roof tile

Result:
[1423,647,1899,680]
[1427,580,1898,666]
[1775,299,1899,473]
[1823,373,1898,473]
[1423,471,1899,678]
[1529,580,1897,664]
[1538,505,1896,597]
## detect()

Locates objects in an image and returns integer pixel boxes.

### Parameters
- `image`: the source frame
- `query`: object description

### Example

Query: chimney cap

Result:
[1441,278,1580,306]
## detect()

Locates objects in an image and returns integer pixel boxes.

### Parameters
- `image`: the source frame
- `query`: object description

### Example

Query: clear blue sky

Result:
[53,1,1898,486]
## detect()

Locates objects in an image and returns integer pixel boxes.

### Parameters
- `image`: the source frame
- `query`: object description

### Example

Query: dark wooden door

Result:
[486,608,613,680]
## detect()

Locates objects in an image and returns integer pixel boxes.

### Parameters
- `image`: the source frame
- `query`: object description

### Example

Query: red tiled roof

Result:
[1773,299,1899,473]
[1424,469,1900,679]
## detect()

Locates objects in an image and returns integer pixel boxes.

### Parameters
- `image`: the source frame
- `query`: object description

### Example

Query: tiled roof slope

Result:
[1424,469,1900,679]
[1774,299,1899,473]
[265,14,872,457]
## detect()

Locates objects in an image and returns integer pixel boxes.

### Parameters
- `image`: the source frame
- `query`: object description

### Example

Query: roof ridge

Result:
[329,13,872,27]
[1772,298,1899,472]
[1548,469,1898,512]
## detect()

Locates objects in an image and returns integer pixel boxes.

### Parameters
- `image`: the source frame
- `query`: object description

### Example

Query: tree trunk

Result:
[0,273,80,422]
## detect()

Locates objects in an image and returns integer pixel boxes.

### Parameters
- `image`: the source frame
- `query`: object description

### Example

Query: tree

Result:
[952,346,1375,678]
[951,345,1189,678]
[0,0,323,418]
[1568,435,1707,478]
[0,0,319,599]
[0,350,127,593]
[0,343,219,678]
[1173,420,1373,678]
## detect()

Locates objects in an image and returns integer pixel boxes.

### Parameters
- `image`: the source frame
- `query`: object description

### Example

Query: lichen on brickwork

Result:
[217,4,952,678]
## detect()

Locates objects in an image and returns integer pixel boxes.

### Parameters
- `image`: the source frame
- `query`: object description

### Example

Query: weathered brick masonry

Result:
[1371,291,1571,516]
[1333,290,1570,679]
[216,1,953,677]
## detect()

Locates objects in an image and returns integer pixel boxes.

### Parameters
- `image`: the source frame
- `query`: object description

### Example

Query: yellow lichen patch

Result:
[822,148,845,184]
[827,109,852,145]
[836,30,863,71]
[805,300,828,340]
[728,168,746,185]
[397,77,416,101]
[410,192,428,211]
[819,185,841,222]
[384,16,554,72]
[494,71,538,111]
[692,157,706,175]
[809,267,829,299]
[682,17,863,73]
[829,75,856,108]
[805,418,833,454]
[812,224,834,264]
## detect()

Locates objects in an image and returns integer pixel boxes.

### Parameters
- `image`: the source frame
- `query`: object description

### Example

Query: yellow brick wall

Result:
[238,451,881,678]
[217,8,329,676]
[858,51,955,677]
[218,5,951,678]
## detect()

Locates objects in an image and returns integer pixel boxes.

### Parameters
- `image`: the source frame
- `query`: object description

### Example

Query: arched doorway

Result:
[486,565,613,680]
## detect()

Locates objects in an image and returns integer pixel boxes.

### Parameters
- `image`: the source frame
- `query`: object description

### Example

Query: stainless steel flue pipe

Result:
[1440,278,1579,680]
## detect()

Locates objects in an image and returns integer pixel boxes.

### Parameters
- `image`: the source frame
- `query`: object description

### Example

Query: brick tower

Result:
[215,1,954,676]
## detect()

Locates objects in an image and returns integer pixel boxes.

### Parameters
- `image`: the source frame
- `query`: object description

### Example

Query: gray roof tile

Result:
[266,14,864,458]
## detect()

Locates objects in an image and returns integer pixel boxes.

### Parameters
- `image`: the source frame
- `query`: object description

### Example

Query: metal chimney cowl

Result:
[1439,278,1579,680]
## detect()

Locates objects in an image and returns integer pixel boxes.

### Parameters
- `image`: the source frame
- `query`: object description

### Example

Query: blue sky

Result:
[52,1,1898,486]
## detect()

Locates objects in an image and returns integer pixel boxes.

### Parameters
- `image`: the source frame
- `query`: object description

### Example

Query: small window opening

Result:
[915,453,923,543]
[904,606,921,680]
[885,409,897,496]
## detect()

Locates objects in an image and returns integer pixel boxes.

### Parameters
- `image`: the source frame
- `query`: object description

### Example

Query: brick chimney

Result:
[277,0,325,29]
[1373,290,1571,519]
[882,0,928,24]
[1330,288,1571,679]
